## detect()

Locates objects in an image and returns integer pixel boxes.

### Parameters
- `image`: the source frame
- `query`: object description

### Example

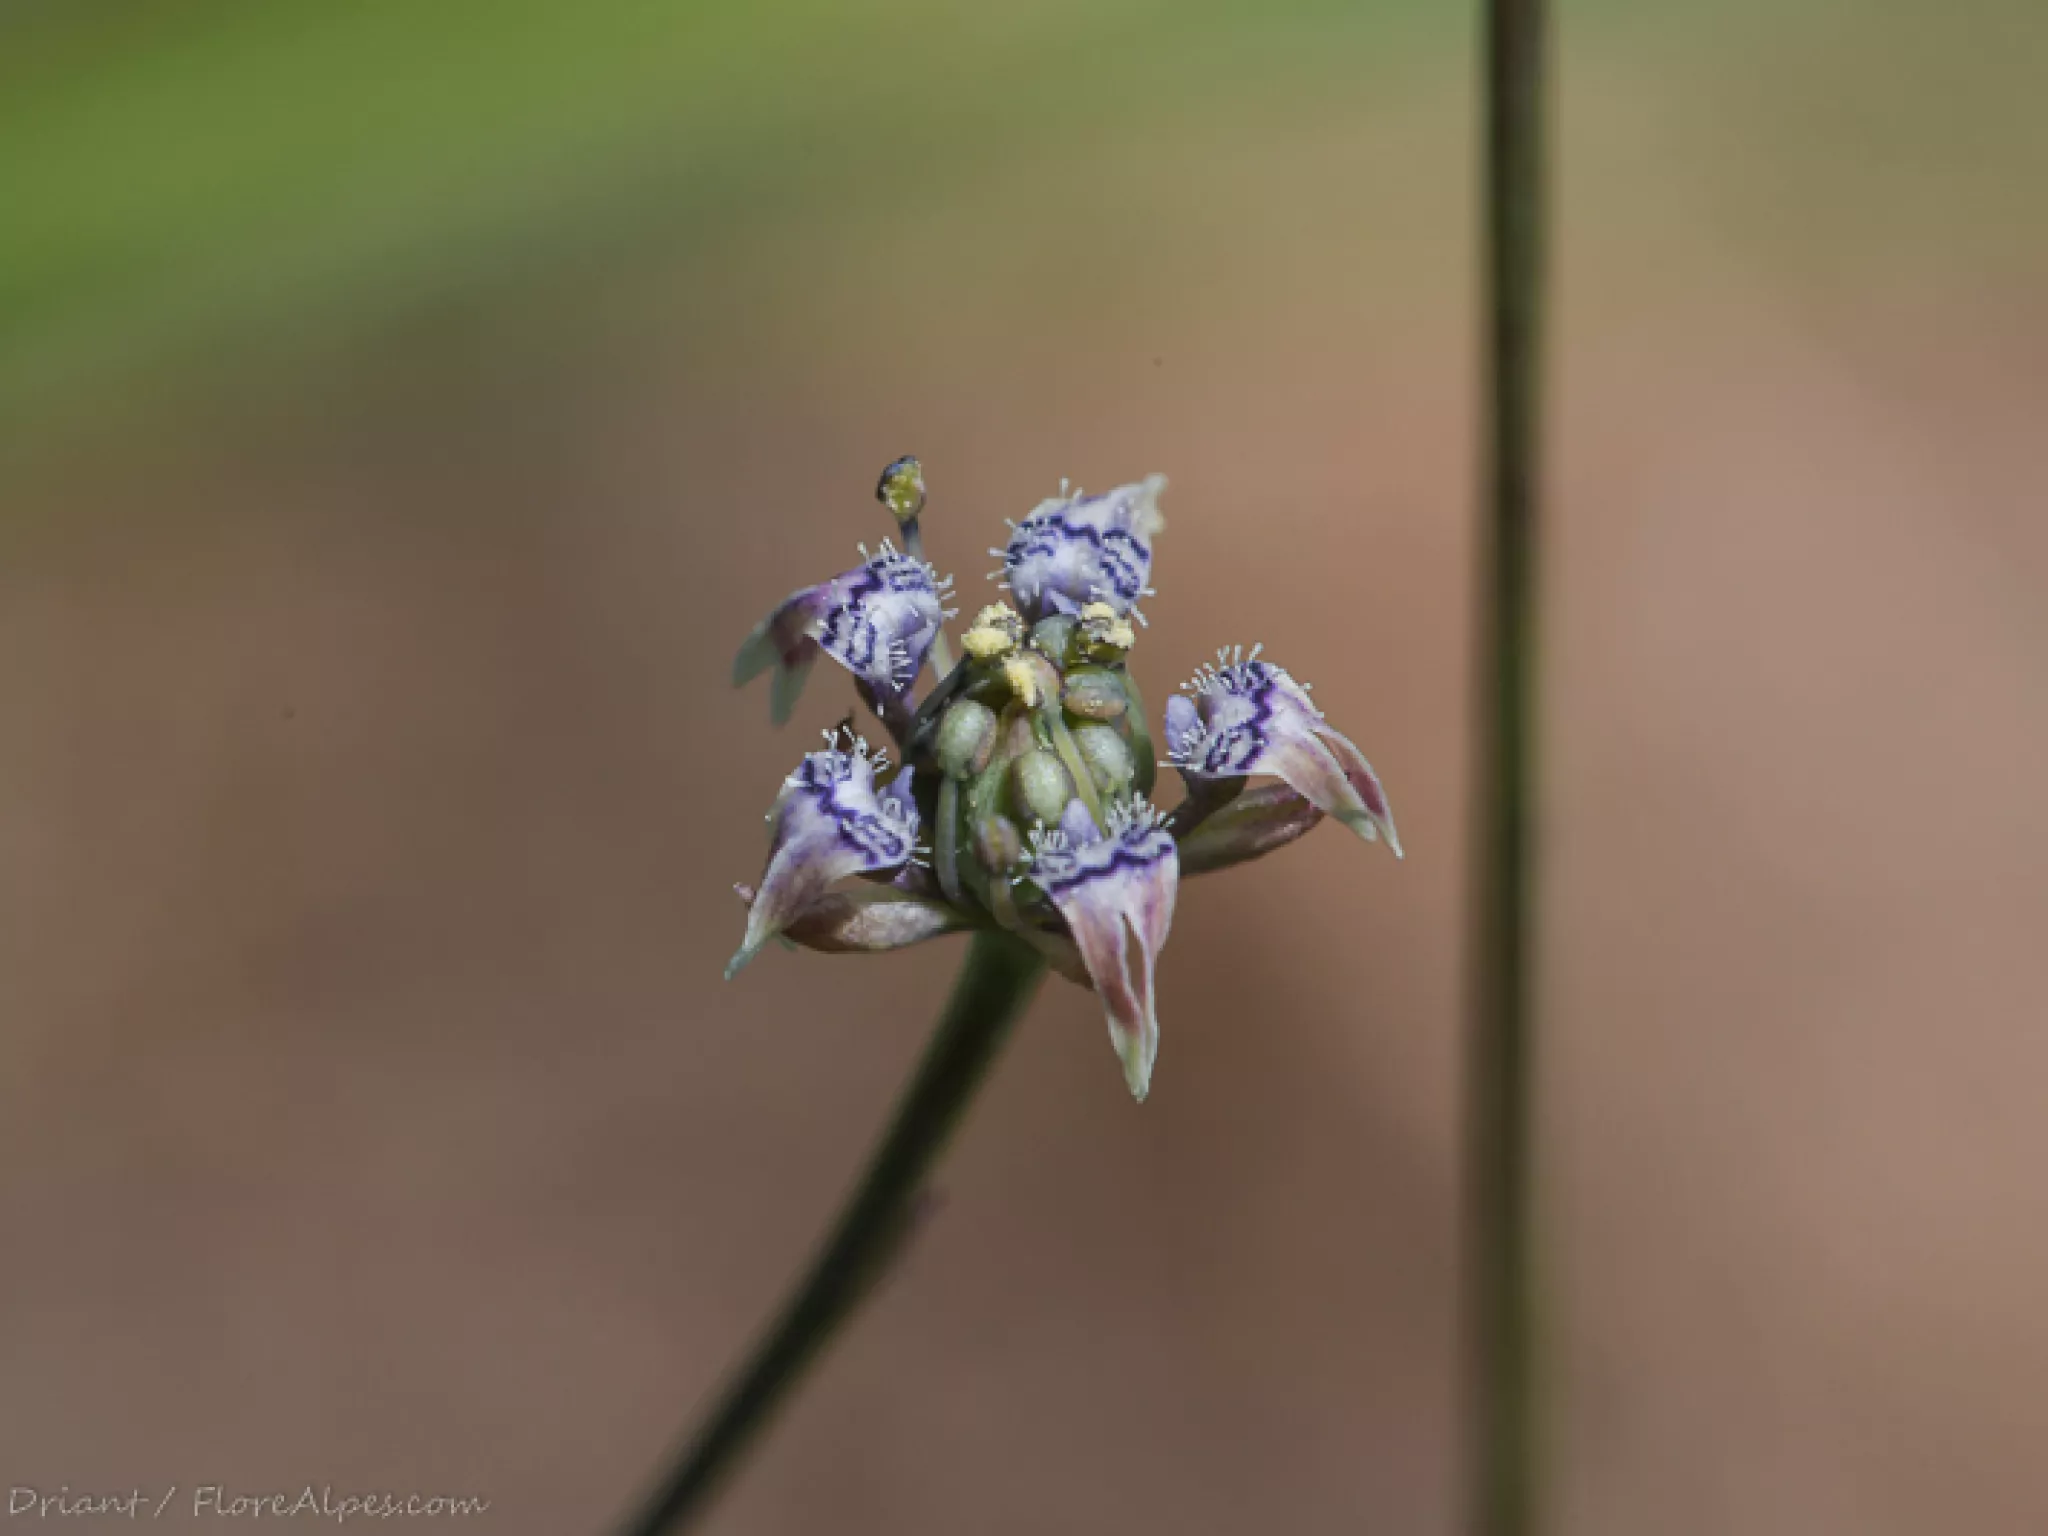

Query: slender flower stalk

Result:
[621,932,1044,1536]
[1471,0,1549,1533]
[623,458,1405,1531]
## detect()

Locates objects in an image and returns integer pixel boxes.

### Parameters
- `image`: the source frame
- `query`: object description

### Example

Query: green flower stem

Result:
[1042,709,1107,827]
[620,931,1046,1536]
[1471,0,1548,1533]
[934,775,966,907]
[1118,672,1157,797]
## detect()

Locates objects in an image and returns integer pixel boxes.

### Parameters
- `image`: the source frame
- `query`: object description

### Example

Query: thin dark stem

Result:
[621,931,1046,1535]
[1471,0,1547,1534]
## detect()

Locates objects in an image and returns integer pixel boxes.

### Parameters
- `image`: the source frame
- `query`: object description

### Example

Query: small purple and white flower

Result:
[734,542,954,723]
[726,460,1403,1103]
[1022,798,1179,1101]
[995,475,1166,623]
[727,732,923,979]
[1165,646,1402,857]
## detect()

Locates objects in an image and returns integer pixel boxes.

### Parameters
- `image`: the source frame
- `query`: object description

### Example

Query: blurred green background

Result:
[1,2,2044,1533]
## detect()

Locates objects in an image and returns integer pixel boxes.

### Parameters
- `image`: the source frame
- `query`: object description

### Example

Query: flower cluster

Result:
[729,459,1399,1100]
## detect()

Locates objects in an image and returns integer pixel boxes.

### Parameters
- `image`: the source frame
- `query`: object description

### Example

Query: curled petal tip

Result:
[1314,723,1401,857]
[1335,810,1376,842]
[1169,650,1400,861]
[1027,798,1176,1102]
[1116,1025,1155,1101]
[732,626,776,688]
[734,605,822,724]
[727,894,785,979]
[1334,808,1403,859]
[768,655,816,726]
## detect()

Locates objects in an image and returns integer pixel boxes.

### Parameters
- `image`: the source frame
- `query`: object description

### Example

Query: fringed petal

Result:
[996,475,1166,624]
[1023,798,1178,1100]
[1294,715,1400,856]
[728,733,923,978]
[1166,646,1402,857]
[735,542,952,723]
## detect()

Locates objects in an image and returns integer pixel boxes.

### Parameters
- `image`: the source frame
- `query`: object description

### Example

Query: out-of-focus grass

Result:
[0,0,1445,432]
[3,0,2037,442]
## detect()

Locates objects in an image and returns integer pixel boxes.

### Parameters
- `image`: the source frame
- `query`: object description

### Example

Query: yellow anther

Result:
[1079,601,1135,654]
[1001,653,1044,708]
[962,602,1023,661]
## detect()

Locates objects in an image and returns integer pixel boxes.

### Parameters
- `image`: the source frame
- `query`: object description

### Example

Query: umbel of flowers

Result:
[730,458,1399,1101]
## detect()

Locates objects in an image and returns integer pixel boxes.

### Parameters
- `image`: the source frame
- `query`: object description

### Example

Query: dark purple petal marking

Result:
[996,475,1165,623]
[1167,645,1402,857]
[728,733,925,977]
[780,735,922,865]
[735,542,953,721]
[1023,797,1178,1099]
[813,541,952,693]
[1026,800,1176,896]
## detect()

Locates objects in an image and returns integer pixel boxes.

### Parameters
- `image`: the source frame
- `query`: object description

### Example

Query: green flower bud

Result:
[1069,721,1135,794]
[1029,613,1078,664]
[935,699,998,779]
[1061,668,1128,721]
[997,703,1036,756]
[1012,747,1075,827]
